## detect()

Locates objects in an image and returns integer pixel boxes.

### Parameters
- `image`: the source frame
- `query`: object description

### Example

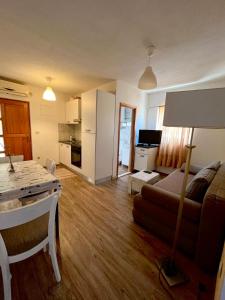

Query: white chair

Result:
[0,192,61,300]
[46,158,56,175]
[0,155,24,164]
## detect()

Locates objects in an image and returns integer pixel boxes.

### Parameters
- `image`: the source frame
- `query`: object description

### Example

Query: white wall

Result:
[191,129,225,166]
[28,85,68,165]
[112,80,147,176]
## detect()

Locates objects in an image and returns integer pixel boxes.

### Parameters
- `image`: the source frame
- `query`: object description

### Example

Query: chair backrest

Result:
[0,155,24,164]
[46,158,56,175]
[0,192,59,230]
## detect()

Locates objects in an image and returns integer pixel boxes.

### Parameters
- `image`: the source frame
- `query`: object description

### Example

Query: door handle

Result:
[85,129,91,132]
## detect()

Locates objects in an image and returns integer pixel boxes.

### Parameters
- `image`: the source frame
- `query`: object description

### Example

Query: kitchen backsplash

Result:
[58,123,81,141]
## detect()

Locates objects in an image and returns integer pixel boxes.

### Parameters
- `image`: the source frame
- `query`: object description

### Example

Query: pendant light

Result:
[42,77,56,101]
[138,45,157,90]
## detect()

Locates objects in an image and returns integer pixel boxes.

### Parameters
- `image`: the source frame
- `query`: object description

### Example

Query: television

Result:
[138,130,162,145]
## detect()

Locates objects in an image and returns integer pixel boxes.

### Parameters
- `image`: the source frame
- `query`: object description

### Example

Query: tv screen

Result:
[138,130,162,145]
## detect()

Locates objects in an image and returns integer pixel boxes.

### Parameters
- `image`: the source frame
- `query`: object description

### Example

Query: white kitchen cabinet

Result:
[59,143,71,167]
[81,89,115,184]
[66,98,80,124]
[134,146,158,171]
[81,89,96,133]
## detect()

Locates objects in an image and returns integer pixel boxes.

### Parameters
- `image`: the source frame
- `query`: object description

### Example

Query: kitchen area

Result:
[58,90,116,184]
[58,97,82,174]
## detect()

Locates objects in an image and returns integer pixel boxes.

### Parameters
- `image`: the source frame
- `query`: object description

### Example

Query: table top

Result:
[129,170,160,182]
[0,160,61,202]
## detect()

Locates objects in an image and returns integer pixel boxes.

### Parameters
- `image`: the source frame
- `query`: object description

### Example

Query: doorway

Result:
[117,103,136,177]
[0,99,32,160]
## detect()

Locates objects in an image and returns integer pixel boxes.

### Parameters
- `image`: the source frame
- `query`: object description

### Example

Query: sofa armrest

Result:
[140,184,201,223]
[196,192,225,273]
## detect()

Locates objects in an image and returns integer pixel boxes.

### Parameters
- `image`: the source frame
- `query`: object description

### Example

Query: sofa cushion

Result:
[154,169,194,194]
[185,168,216,203]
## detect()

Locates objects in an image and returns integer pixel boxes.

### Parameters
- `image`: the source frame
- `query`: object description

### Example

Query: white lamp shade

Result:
[42,86,56,101]
[163,88,225,128]
[138,66,157,90]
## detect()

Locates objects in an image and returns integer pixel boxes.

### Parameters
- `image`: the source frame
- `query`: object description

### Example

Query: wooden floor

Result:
[0,175,215,300]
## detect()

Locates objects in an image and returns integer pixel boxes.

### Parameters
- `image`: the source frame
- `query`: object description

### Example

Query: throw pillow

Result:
[185,168,216,203]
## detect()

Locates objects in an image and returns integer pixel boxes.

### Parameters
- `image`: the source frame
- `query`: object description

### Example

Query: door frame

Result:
[116,102,136,177]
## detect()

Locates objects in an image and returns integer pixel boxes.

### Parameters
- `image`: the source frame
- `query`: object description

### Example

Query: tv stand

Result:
[134,145,159,171]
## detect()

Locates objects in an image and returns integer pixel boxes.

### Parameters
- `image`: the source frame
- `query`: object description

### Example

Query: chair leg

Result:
[1,263,12,300]
[49,241,61,282]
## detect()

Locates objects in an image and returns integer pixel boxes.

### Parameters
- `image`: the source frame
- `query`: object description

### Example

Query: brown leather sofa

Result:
[133,162,225,273]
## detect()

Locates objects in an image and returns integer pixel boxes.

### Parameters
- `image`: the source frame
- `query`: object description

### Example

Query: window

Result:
[0,105,5,157]
[156,105,190,168]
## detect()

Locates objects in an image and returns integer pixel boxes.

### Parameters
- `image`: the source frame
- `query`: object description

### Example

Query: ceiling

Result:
[1,0,225,94]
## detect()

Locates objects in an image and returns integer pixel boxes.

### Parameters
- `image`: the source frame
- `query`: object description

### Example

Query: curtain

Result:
[156,106,190,168]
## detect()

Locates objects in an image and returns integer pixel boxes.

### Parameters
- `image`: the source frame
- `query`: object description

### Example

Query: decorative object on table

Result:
[138,44,157,90]
[160,87,225,286]
[8,153,15,173]
[42,76,56,101]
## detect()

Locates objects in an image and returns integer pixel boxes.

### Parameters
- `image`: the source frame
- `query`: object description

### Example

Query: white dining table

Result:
[0,160,62,236]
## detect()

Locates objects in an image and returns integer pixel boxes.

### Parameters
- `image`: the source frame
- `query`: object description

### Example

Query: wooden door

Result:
[0,99,32,160]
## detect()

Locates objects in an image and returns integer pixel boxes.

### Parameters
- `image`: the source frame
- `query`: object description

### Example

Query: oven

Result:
[71,145,81,168]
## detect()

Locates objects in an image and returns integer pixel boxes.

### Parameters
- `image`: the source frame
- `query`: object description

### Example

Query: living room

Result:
[0,1,225,300]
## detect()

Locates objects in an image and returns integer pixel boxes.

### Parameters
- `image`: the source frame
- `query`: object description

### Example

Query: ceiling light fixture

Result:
[138,45,157,90]
[42,77,56,101]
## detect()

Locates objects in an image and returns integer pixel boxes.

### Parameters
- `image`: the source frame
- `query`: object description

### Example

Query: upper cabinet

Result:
[81,90,97,133]
[66,97,81,124]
